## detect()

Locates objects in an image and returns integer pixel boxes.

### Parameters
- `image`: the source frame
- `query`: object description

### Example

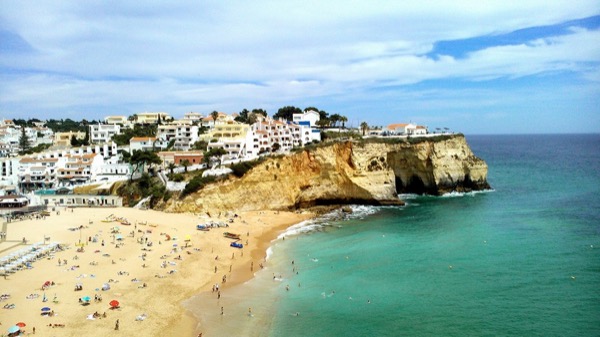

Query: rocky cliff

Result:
[165,134,490,213]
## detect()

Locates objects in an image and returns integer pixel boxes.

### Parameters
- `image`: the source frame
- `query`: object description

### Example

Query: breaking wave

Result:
[276,205,382,240]
[440,189,495,198]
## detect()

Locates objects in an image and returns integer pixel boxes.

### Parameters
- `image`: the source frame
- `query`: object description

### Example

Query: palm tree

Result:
[181,159,191,173]
[167,162,176,175]
[329,114,341,128]
[210,111,219,126]
[360,122,369,136]
[316,119,329,130]
[340,116,348,129]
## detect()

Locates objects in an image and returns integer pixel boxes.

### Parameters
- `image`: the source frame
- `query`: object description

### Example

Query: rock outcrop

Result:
[165,134,490,213]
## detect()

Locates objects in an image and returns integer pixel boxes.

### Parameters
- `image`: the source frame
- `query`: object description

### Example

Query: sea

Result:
[184,134,600,337]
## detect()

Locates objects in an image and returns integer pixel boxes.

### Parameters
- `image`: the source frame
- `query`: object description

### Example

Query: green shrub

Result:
[181,175,216,198]
[170,173,185,182]
[230,161,257,178]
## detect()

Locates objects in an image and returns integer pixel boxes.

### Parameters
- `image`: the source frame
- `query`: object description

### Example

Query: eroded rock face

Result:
[165,135,490,213]
[382,135,490,195]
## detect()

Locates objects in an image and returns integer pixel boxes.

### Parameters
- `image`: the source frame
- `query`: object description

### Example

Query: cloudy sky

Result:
[1,1,599,134]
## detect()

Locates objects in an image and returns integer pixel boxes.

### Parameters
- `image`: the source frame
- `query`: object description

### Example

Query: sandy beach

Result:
[0,206,313,337]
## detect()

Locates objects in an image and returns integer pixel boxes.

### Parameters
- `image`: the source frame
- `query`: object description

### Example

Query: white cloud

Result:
[0,1,599,132]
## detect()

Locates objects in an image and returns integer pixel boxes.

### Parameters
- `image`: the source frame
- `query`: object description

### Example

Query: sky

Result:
[0,1,599,134]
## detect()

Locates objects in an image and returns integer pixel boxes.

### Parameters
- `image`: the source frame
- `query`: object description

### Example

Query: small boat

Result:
[223,232,241,240]
[230,242,243,249]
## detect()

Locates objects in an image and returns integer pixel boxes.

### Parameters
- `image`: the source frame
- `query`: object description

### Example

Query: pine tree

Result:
[18,127,31,154]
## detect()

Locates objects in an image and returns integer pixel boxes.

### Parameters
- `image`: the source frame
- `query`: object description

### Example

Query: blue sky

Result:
[0,1,599,134]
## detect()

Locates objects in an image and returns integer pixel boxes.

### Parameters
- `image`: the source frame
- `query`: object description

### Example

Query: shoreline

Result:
[0,207,314,337]
[173,212,315,336]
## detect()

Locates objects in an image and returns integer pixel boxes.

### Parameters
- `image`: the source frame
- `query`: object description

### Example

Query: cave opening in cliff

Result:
[407,175,427,194]
[395,175,428,195]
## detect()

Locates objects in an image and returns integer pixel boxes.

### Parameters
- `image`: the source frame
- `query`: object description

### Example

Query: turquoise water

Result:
[187,134,600,336]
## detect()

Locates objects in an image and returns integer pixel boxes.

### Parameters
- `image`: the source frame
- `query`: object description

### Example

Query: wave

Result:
[440,189,496,198]
[265,247,274,260]
[275,205,382,240]
[397,193,421,200]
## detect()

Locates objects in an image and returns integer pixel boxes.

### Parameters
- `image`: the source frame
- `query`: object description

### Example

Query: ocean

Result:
[185,134,600,336]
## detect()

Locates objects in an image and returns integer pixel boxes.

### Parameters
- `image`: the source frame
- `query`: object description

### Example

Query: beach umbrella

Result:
[7,326,20,334]
[15,322,26,327]
[82,296,91,302]
[109,300,120,308]
[185,234,191,241]
[41,307,51,312]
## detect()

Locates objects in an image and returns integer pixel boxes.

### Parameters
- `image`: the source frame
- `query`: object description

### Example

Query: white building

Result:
[0,157,20,187]
[56,153,104,187]
[252,119,296,152]
[17,156,60,191]
[157,124,199,151]
[386,123,428,136]
[291,111,321,143]
[129,137,168,153]
[183,112,204,123]
[292,110,320,127]
[90,124,121,144]
[174,125,199,151]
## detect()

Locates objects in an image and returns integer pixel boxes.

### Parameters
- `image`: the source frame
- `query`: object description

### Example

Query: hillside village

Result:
[0,107,434,209]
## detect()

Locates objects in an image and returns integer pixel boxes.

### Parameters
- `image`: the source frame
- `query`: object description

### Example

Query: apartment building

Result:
[173,125,199,151]
[54,131,86,148]
[252,119,296,152]
[18,157,60,191]
[104,115,129,125]
[90,124,121,143]
[291,111,322,144]
[183,112,204,123]
[56,153,104,186]
[134,112,172,124]
[202,122,255,159]
[129,137,168,153]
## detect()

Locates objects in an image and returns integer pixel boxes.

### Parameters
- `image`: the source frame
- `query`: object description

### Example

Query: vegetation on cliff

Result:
[116,174,171,207]
[108,134,488,213]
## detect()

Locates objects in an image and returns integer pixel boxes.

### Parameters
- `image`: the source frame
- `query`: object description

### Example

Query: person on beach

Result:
[115,319,119,330]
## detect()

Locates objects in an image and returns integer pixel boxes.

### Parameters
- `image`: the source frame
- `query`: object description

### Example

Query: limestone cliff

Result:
[165,134,490,213]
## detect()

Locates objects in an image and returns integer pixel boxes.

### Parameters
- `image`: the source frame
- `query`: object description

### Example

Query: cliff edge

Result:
[165,134,490,213]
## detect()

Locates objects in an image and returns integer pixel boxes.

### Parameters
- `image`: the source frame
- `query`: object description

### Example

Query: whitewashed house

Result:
[387,123,428,136]
[129,137,168,153]
[90,124,121,144]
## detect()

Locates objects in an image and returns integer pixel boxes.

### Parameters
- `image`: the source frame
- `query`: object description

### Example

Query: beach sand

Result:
[0,206,313,336]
